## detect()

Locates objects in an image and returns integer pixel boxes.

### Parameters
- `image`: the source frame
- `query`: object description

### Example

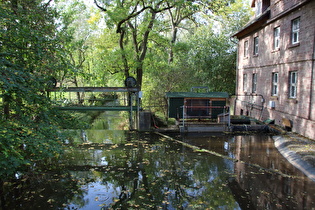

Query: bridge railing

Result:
[47,87,141,129]
[47,87,139,108]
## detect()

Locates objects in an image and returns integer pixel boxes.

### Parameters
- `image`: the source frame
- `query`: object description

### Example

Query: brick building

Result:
[233,0,315,139]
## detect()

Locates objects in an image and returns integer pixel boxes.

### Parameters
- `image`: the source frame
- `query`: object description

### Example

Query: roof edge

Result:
[232,9,270,39]
[166,91,229,98]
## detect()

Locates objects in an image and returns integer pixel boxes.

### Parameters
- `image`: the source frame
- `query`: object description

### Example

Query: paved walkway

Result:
[273,133,315,182]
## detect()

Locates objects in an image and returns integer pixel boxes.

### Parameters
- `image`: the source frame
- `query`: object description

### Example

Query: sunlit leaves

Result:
[0,117,68,170]
[0,1,83,180]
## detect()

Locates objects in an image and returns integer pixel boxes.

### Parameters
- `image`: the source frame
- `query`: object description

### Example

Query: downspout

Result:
[230,37,239,116]
[309,27,315,120]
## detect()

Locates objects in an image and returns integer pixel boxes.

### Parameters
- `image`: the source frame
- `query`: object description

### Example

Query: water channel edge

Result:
[273,133,315,182]
[156,131,311,180]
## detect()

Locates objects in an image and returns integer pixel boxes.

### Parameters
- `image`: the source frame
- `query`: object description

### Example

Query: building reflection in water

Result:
[232,135,315,209]
[181,134,315,209]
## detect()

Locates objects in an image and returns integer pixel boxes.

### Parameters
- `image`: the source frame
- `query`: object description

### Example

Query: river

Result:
[1,113,315,209]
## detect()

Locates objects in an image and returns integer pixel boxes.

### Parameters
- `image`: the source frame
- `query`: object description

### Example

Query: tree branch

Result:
[116,3,175,33]
[43,0,53,9]
[94,0,107,12]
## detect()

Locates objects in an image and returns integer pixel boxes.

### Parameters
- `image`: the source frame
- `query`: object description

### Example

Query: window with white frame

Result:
[252,73,257,93]
[291,18,300,44]
[244,40,249,57]
[289,71,297,98]
[243,74,247,92]
[253,36,259,55]
[273,27,280,49]
[272,72,278,96]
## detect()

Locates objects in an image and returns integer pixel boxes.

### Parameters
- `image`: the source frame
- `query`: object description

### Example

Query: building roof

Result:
[232,9,270,39]
[166,92,229,98]
[233,0,311,39]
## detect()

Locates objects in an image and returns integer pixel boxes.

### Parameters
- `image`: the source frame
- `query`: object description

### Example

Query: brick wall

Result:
[235,0,315,139]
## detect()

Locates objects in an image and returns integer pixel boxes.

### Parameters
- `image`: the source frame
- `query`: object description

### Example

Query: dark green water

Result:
[1,114,315,209]
[63,132,239,209]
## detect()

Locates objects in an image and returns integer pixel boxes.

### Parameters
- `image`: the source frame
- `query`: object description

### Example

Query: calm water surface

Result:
[2,115,315,209]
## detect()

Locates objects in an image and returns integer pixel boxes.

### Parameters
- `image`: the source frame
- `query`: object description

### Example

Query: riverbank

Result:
[273,132,315,182]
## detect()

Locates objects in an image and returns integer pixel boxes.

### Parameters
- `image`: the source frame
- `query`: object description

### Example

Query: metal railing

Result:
[181,105,230,128]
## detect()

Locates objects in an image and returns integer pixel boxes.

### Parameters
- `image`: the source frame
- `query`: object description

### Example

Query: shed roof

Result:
[166,92,229,98]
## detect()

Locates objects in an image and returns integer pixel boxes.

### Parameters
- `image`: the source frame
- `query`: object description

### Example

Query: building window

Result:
[262,0,271,12]
[253,37,259,55]
[252,73,257,93]
[273,27,280,49]
[291,18,300,44]
[244,40,249,57]
[243,74,247,92]
[272,73,278,96]
[289,71,297,98]
[255,0,262,16]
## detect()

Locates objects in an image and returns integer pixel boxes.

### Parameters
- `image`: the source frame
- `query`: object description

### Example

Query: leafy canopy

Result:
[0,0,81,180]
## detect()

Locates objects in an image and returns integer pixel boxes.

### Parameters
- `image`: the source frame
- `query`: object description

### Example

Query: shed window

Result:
[186,99,210,118]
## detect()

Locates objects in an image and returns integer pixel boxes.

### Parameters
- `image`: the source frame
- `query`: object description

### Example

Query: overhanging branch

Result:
[94,0,107,12]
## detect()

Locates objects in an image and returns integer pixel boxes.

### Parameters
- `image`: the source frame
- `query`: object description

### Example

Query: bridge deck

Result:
[48,87,139,92]
[49,87,140,113]
[57,106,138,111]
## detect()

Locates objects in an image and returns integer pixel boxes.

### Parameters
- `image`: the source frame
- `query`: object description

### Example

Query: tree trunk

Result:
[168,26,178,63]
[3,94,10,119]
[119,29,130,79]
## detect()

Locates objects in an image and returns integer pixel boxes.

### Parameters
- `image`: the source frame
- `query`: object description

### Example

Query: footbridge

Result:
[47,86,141,130]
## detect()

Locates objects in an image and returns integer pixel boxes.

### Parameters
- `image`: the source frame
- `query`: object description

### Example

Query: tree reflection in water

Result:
[61,132,238,209]
[2,132,315,209]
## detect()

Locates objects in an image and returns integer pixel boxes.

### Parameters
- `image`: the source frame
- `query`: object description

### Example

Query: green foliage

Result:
[140,0,252,118]
[0,1,82,180]
[57,0,251,108]
[186,28,237,94]
[0,119,62,177]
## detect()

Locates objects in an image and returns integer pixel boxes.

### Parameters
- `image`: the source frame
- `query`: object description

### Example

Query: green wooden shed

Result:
[166,91,229,120]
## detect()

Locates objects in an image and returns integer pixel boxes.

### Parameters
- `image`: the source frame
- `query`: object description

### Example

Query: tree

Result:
[1,0,60,117]
[164,1,200,63]
[0,0,79,180]
[184,0,253,95]
[187,29,237,94]
[94,0,233,89]
[141,0,252,119]
[94,0,178,89]
[55,0,91,103]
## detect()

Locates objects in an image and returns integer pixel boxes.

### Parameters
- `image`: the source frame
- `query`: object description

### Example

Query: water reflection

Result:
[62,132,239,209]
[2,130,315,209]
[179,133,315,209]
[232,135,315,210]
